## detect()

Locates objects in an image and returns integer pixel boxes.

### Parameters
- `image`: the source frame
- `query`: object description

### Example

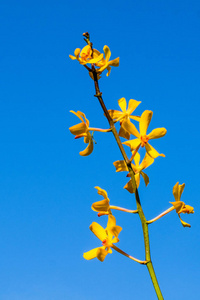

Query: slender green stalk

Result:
[147,206,175,224]
[91,67,164,300]
[112,244,147,264]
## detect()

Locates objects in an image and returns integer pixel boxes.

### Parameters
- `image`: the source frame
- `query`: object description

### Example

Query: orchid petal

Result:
[140,153,154,170]
[103,45,111,61]
[83,247,99,260]
[148,128,167,140]
[178,215,191,228]
[119,125,131,139]
[109,57,120,67]
[108,110,123,120]
[135,173,140,188]
[92,199,110,212]
[89,222,107,242]
[123,138,141,151]
[79,139,93,156]
[141,172,150,186]
[122,120,140,138]
[113,160,128,172]
[95,186,108,199]
[140,110,153,136]
[173,182,180,202]
[127,99,141,115]
[96,248,108,262]
[118,98,127,113]
[133,152,140,167]
[124,179,135,193]
[145,143,165,158]
[70,110,85,123]
[69,123,87,135]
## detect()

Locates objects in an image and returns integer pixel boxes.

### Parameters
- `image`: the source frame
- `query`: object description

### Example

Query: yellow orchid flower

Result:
[92,187,110,216]
[92,186,138,215]
[113,152,154,193]
[69,110,93,156]
[122,110,167,158]
[69,45,104,65]
[95,45,120,76]
[170,182,194,227]
[83,215,122,262]
[108,98,141,139]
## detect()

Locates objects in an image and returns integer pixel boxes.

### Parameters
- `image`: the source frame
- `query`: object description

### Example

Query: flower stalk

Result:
[91,66,164,299]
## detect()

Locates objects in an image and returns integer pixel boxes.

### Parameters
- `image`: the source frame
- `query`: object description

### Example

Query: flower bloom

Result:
[170,182,194,227]
[94,45,119,76]
[108,98,141,139]
[122,110,167,158]
[69,110,93,156]
[69,45,103,65]
[83,215,122,262]
[92,187,111,216]
[113,152,154,193]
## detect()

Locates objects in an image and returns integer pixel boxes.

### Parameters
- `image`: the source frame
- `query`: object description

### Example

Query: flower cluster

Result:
[69,44,119,77]
[69,36,195,274]
[170,182,194,227]
[109,100,167,192]
[83,187,123,262]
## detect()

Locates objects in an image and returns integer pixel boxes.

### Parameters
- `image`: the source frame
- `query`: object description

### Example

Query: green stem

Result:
[91,67,164,300]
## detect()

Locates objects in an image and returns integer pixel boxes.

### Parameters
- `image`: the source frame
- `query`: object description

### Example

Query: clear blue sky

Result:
[0,0,200,299]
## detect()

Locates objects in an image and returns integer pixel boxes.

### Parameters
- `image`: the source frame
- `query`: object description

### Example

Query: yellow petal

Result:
[106,66,111,76]
[74,48,81,58]
[80,45,91,58]
[92,199,110,212]
[69,122,87,135]
[107,214,116,227]
[170,201,184,213]
[179,204,194,214]
[141,171,149,186]
[118,97,127,113]
[96,248,108,262]
[122,120,140,138]
[119,125,131,139]
[179,183,185,199]
[133,152,140,167]
[103,45,111,61]
[94,186,108,199]
[147,128,167,140]
[135,173,140,188]
[70,110,85,123]
[129,115,141,122]
[178,215,191,228]
[89,53,104,64]
[140,110,153,136]
[107,215,122,238]
[69,55,76,60]
[123,138,141,151]
[127,99,141,115]
[79,139,93,156]
[173,182,181,202]
[145,143,165,158]
[109,225,122,239]
[108,57,120,67]
[90,222,107,241]
[108,110,123,120]
[113,160,128,172]
[83,247,99,260]
[124,179,135,193]
[140,153,154,170]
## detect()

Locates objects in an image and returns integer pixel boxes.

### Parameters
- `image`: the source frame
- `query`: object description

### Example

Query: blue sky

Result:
[0,0,200,299]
